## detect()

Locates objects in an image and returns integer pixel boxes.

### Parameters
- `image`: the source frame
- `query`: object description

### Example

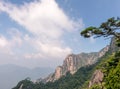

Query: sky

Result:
[0,0,120,68]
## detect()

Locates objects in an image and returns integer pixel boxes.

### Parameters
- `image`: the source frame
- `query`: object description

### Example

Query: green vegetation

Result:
[81,17,120,46]
[104,53,120,89]
[12,63,96,89]
[12,47,120,89]
[13,17,120,89]
[90,52,120,89]
[12,53,109,89]
[81,17,120,89]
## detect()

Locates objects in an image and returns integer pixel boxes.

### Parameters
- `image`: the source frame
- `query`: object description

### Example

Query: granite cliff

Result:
[89,69,104,88]
[36,37,119,83]
[40,45,109,82]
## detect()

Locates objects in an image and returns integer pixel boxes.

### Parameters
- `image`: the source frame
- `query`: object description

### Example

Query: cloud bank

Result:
[0,0,84,68]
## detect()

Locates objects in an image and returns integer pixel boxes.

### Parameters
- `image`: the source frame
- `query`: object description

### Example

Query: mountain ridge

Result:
[12,37,118,89]
[38,45,109,83]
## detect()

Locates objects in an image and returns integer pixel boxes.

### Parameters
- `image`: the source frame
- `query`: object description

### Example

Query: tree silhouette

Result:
[80,17,120,46]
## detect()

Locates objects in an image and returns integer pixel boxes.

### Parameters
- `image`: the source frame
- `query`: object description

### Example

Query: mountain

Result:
[88,37,120,89]
[12,52,120,89]
[11,45,109,89]
[88,52,120,89]
[41,45,109,82]
[12,37,120,89]
[0,64,53,89]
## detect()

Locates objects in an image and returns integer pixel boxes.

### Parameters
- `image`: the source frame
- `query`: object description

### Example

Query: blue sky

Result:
[0,0,120,68]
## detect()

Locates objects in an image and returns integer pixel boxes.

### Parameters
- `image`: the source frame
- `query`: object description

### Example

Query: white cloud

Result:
[0,35,12,56]
[0,0,84,68]
[0,35,8,47]
[0,28,23,55]
[0,0,77,37]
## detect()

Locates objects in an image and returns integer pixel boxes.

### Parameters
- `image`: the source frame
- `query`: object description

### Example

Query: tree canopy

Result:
[80,17,120,46]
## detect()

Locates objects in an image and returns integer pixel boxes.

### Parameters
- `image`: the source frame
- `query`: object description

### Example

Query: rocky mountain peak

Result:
[40,45,109,83]
[62,54,78,74]
[36,37,119,83]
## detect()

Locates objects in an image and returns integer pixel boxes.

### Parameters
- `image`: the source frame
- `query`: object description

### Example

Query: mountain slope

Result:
[12,62,97,89]
[88,51,120,89]
[12,46,109,89]
[42,46,109,82]
[13,50,118,89]
[87,37,120,89]
[12,37,118,89]
[12,53,109,89]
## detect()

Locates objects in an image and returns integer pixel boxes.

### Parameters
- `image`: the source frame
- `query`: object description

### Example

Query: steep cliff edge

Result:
[88,37,120,89]
[89,69,104,88]
[88,52,120,89]
[41,45,109,82]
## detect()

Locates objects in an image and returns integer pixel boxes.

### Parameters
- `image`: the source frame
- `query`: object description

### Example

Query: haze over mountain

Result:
[0,64,53,89]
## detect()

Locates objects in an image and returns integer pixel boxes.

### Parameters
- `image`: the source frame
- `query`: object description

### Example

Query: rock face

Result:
[89,70,104,88]
[98,45,109,58]
[62,53,97,74]
[41,45,109,82]
[43,66,63,82]
[19,84,23,89]
[109,37,120,53]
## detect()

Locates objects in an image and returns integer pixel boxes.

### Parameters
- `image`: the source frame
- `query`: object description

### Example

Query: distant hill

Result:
[0,64,53,89]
